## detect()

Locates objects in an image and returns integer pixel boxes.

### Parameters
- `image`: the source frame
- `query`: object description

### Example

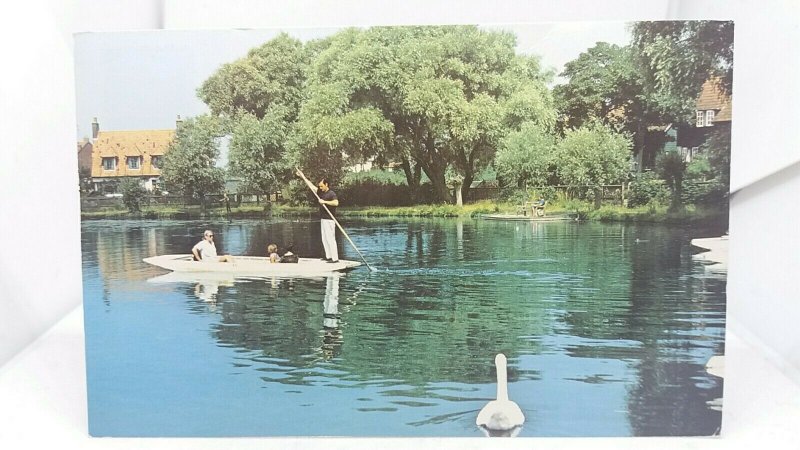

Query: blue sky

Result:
[74,23,630,145]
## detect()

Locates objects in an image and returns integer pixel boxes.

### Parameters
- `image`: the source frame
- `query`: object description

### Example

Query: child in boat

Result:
[281,244,299,263]
[267,244,281,263]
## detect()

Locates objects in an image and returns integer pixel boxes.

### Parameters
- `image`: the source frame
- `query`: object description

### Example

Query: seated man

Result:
[532,197,546,217]
[192,230,233,262]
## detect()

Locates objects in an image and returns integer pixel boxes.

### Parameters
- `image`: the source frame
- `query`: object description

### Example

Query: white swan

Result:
[476,353,525,435]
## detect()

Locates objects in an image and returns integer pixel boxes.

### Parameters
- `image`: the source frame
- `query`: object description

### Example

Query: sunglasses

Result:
[206,234,214,237]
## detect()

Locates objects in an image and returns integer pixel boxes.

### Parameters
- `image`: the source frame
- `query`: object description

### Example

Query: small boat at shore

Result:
[482,214,574,222]
[143,254,361,276]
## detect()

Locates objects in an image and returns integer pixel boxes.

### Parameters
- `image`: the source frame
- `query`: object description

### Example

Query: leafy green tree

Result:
[119,178,146,212]
[656,152,687,211]
[554,43,643,131]
[630,21,734,122]
[555,122,632,207]
[160,115,225,204]
[288,79,393,186]
[554,42,668,170]
[298,26,555,203]
[703,127,731,190]
[198,33,308,191]
[197,33,306,122]
[627,171,669,207]
[228,111,291,195]
[495,122,557,190]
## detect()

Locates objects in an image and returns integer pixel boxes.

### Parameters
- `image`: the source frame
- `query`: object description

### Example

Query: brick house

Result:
[89,117,180,193]
[77,138,93,173]
[638,78,732,170]
[675,78,732,162]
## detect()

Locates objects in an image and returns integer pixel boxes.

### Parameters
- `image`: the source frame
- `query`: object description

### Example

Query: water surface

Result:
[81,217,726,437]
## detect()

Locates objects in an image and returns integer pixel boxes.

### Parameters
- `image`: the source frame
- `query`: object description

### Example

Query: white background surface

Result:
[1,0,798,448]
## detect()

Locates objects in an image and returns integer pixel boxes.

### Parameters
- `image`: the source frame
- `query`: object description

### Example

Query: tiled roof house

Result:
[675,78,732,162]
[637,77,732,170]
[695,78,732,125]
[89,117,179,192]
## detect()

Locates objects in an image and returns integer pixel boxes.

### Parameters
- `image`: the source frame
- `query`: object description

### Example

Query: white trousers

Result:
[321,219,338,261]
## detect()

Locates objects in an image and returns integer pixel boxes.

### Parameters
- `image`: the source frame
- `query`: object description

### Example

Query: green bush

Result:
[282,170,437,207]
[530,185,557,203]
[336,170,437,206]
[282,179,314,206]
[562,199,592,220]
[119,178,147,212]
[628,171,669,207]
[682,178,727,206]
[338,179,413,206]
[681,155,728,206]
[504,189,531,206]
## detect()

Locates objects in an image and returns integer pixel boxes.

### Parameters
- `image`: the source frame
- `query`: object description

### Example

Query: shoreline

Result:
[80,203,728,226]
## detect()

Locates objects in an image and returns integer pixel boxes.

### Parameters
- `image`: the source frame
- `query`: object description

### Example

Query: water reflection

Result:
[321,274,342,360]
[82,219,726,437]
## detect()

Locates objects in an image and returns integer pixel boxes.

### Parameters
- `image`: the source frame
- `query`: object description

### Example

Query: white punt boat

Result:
[143,254,361,276]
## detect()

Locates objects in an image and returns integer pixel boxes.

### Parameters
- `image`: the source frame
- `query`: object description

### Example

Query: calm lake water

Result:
[81,217,726,437]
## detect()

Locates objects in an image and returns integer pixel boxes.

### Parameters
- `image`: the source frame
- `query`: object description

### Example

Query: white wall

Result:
[0,0,163,367]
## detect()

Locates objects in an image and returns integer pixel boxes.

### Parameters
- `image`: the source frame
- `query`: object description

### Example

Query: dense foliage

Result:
[119,178,147,212]
[160,115,225,201]
[151,23,732,217]
[628,171,669,207]
[631,21,734,122]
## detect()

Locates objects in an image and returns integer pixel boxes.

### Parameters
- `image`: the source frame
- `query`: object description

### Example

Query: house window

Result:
[151,155,162,169]
[102,157,116,171]
[127,156,141,170]
[705,110,715,126]
[696,110,705,127]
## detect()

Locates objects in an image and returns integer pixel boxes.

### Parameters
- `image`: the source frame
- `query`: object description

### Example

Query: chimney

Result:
[91,117,99,140]
[176,114,183,128]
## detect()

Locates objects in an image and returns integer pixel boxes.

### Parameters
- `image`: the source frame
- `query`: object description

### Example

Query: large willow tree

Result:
[294,25,557,203]
[197,33,307,195]
[197,27,556,203]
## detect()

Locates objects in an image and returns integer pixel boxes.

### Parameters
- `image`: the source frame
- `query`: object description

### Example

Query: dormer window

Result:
[102,157,116,171]
[705,110,715,126]
[126,156,141,170]
[151,155,162,169]
[696,109,716,127]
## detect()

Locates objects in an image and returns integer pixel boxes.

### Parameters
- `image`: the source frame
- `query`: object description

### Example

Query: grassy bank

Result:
[81,200,726,224]
[80,204,275,220]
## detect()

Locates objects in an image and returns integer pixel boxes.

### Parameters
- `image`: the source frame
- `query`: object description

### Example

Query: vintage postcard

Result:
[75,21,731,437]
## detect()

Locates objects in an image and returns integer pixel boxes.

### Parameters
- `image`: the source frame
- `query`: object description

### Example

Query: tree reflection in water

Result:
[85,218,726,436]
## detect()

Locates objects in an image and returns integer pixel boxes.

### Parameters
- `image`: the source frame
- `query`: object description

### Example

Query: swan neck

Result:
[496,361,509,401]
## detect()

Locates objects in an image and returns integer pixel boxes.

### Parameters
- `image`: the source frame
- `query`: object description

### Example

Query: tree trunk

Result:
[454,180,464,206]
[401,157,422,202]
[461,172,474,205]
[428,170,450,203]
